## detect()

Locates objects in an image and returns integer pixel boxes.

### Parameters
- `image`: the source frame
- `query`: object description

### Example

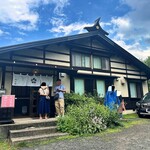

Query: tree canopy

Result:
[144,56,150,68]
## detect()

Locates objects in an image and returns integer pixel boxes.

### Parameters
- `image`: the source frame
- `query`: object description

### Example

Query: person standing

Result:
[104,85,118,110]
[54,79,66,117]
[38,82,50,119]
[118,99,126,119]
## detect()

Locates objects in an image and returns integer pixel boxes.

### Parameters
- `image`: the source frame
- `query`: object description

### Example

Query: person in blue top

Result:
[54,79,66,117]
[104,85,120,110]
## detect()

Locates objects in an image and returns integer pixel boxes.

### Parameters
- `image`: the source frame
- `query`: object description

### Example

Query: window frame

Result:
[129,81,142,99]
[72,52,91,68]
[74,78,85,95]
[93,55,110,71]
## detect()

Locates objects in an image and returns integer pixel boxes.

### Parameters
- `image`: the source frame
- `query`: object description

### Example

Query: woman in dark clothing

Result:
[38,82,50,119]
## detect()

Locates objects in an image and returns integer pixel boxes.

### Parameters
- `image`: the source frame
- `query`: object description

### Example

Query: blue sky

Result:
[0,0,150,60]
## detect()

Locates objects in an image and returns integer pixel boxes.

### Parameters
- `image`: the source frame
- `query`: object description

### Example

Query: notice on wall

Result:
[1,95,15,108]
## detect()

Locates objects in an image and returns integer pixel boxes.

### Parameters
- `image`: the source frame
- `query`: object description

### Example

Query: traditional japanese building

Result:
[0,18,150,117]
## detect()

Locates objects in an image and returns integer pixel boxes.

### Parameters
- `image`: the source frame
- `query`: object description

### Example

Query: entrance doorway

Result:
[11,87,39,117]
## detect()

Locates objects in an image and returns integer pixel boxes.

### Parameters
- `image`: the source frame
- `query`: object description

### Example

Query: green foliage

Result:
[57,93,120,135]
[144,56,150,68]
[143,57,150,91]
[64,92,104,110]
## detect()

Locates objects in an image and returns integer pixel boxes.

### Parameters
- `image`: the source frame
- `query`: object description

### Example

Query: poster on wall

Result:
[1,95,15,108]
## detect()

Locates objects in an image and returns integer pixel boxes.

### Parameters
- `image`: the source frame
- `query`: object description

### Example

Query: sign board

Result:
[1,95,15,108]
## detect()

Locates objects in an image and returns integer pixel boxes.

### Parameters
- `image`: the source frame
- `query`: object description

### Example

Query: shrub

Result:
[64,93,95,110]
[64,92,104,110]
[57,95,120,135]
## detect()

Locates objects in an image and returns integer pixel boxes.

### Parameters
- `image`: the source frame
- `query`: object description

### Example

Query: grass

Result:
[0,113,149,149]
[0,139,16,150]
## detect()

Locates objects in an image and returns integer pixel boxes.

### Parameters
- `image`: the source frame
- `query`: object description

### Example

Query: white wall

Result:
[142,80,149,95]
[114,77,129,97]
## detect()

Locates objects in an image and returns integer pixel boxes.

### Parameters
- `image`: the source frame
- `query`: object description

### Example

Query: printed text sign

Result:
[1,95,15,108]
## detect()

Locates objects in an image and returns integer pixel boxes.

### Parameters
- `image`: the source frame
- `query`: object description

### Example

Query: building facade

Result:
[0,19,150,117]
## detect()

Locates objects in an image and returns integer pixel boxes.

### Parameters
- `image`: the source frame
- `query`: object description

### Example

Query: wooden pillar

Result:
[1,66,5,89]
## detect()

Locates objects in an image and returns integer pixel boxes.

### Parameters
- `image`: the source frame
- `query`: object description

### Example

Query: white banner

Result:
[26,75,41,87]
[12,73,28,86]
[12,73,54,87]
[40,75,53,87]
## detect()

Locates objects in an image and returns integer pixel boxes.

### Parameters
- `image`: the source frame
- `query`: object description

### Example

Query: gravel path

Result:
[22,120,150,150]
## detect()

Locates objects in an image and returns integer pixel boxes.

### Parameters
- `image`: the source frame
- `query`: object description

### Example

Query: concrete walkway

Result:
[11,110,135,124]
[13,117,56,124]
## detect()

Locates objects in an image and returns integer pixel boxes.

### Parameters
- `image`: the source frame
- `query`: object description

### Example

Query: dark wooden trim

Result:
[13,54,43,59]
[111,67,141,72]
[11,54,70,63]
[71,49,91,54]
[110,60,126,64]
[45,58,69,63]
[0,60,72,71]
[111,70,147,77]
[67,42,111,53]
[6,70,56,76]
[45,49,70,56]
[70,48,73,68]
[1,66,6,89]
[43,47,46,64]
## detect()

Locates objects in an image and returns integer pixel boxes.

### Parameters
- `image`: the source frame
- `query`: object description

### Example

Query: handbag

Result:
[54,93,59,100]
[41,88,50,100]
[46,95,50,100]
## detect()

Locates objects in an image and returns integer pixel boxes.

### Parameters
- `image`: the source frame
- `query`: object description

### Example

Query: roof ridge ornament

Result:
[84,18,109,36]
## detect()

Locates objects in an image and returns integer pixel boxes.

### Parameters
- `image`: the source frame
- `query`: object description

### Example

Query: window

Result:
[129,83,137,98]
[93,56,109,70]
[129,82,142,98]
[102,57,110,70]
[74,79,84,95]
[72,53,90,67]
[93,56,102,69]
[96,80,105,97]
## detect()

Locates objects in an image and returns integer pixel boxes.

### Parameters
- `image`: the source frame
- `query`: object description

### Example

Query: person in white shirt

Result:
[38,82,50,119]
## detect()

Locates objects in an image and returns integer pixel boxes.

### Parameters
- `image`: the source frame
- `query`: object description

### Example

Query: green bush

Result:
[64,93,94,109]
[57,94,120,135]
[64,92,104,110]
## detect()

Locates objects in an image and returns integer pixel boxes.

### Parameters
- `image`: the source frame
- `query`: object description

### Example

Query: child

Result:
[118,99,126,119]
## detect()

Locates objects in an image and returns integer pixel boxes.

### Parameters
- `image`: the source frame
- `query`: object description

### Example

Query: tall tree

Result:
[144,56,150,67]
[144,56,150,91]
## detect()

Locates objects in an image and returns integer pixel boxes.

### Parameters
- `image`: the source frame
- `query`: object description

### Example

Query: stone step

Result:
[9,126,57,138]
[0,118,57,138]
[11,132,68,144]
[3,118,57,130]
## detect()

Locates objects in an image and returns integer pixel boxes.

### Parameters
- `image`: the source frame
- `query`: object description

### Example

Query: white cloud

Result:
[0,29,10,36]
[0,0,69,31]
[106,0,150,60]
[0,29,4,36]
[0,0,39,31]
[14,37,24,42]
[18,31,27,36]
[111,0,150,41]
[49,17,92,36]
[42,0,70,16]
[113,38,150,60]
